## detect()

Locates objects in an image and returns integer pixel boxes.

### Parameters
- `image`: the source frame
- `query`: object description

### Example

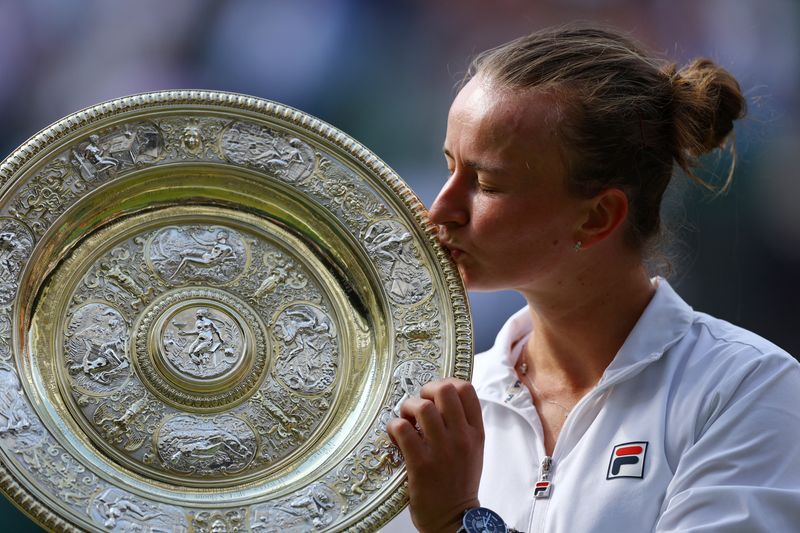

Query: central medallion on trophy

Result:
[134,287,269,411]
[159,304,244,380]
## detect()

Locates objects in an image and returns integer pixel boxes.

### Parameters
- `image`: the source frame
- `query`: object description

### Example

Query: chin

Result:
[457,264,510,292]
[461,273,495,292]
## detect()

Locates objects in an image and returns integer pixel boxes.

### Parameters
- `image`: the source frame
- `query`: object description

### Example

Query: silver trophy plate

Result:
[0,91,472,532]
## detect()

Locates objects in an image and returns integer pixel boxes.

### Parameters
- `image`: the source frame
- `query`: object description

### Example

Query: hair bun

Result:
[666,58,746,161]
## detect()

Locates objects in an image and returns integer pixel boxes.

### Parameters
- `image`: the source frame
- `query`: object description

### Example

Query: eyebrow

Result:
[443,148,506,175]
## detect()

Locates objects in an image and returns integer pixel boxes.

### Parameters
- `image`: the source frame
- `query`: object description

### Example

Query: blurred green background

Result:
[1,0,798,529]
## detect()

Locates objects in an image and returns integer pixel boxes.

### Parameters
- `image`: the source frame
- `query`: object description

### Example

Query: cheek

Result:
[470,202,510,238]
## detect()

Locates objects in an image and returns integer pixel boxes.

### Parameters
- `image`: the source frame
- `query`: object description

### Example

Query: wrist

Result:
[413,498,480,533]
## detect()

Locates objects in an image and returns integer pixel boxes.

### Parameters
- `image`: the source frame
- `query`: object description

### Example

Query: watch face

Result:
[463,507,507,533]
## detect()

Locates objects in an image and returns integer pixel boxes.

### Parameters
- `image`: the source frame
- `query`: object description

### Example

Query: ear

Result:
[575,188,629,248]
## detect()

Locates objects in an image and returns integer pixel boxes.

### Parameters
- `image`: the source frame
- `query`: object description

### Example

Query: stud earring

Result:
[574,241,582,251]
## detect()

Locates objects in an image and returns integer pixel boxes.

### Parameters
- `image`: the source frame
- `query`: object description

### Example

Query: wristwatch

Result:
[457,507,522,533]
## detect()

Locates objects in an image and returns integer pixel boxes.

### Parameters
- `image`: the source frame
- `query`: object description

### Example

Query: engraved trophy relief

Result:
[392,359,438,415]
[0,311,11,360]
[363,220,433,305]
[147,226,247,284]
[157,117,226,160]
[0,219,34,304]
[6,163,73,237]
[81,243,157,312]
[162,306,244,379]
[64,303,131,392]
[253,251,309,300]
[0,364,31,435]
[0,365,46,454]
[221,122,315,183]
[243,383,332,466]
[333,434,401,504]
[272,304,338,394]
[251,482,342,532]
[308,158,390,232]
[190,509,246,533]
[93,392,160,452]
[71,123,163,182]
[156,414,257,475]
[89,487,179,532]
[395,299,444,361]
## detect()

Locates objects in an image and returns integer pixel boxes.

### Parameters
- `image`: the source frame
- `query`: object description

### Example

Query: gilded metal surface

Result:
[0,90,472,531]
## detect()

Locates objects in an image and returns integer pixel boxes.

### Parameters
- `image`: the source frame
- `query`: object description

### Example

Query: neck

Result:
[519,257,655,391]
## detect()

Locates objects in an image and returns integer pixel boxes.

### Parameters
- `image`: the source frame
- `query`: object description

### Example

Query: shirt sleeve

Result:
[655,351,800,532]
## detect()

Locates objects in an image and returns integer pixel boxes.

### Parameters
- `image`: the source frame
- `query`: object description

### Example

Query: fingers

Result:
[386,417,425,460]
[399,397,447,443]
[419,378,483,433]
[456,380,484,433]
[420,379,465,431]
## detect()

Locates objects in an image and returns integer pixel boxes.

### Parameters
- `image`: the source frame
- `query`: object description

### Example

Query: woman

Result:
[385,26,800,532]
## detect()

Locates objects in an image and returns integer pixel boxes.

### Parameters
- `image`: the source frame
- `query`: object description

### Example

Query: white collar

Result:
[474,278,695,403]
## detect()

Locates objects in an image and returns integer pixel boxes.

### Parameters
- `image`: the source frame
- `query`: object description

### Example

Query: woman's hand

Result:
[386,378,485,533]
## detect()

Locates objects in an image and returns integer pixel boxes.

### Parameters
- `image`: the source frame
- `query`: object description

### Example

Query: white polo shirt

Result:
[382,280,800,532]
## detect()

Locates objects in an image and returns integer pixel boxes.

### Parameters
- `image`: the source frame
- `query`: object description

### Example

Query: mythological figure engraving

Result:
[148,226,247,284]
[82,244,156,311]
[221,122,315,182]
[65,304,131,391]
[157,415,256,475]
[71,123,163,181]
[251,483,341,531]
[162,307,243,378]
[0,219,34,304]
[179,308,223,363]
[105,263,147,299]
[0,364,31,434]
[273,304,338,394]
[171,232,234,279]
[181,123,203,154]
[72,134,119,179]
[364,220,433,305]
[90,488,175,531]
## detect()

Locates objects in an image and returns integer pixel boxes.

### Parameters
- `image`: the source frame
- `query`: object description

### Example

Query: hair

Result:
[466,25,747,251]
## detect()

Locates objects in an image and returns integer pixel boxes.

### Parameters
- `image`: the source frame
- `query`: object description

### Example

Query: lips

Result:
[439,240,464,260]
[436,227,466,260]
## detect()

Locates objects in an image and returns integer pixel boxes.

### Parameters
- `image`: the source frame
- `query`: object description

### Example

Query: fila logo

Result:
[533,481,551,498]
[607,441,648,480]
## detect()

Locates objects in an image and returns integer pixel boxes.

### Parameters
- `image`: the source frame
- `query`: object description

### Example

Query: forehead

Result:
[446,76,565,159]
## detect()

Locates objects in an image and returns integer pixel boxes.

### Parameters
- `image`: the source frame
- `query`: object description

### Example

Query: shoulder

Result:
[676,310,798,380]
[665,309,800,444]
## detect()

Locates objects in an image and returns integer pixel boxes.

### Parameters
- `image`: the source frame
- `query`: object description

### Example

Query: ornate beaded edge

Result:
[0,90,473,531]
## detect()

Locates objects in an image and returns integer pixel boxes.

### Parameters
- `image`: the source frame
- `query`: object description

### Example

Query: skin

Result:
[386,75,656,532]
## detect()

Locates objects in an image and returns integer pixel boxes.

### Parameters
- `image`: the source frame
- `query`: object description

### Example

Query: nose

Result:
[428,172,470,227]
